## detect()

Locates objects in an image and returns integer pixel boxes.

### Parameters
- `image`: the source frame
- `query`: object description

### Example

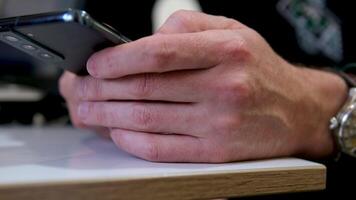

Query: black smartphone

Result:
[0,9,130,75]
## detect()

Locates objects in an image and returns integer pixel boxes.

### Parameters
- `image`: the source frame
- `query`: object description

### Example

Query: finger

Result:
[67,101,110,136]
[87,30,242,79]
[77,70,207,103]
[110,128,206,162]
[77,101,204,137]
[157,10,245,34]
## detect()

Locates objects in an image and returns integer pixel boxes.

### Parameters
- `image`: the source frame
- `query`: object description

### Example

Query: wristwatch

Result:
[330,72,356,157]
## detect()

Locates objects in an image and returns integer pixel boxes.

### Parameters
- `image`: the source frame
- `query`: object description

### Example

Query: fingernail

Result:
[86,56,98,77]
[78,102,90,120]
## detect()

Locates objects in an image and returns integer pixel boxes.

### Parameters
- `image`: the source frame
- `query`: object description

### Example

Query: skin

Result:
[59,10,347,163]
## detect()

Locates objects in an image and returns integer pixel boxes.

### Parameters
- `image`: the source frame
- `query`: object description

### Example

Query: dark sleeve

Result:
[199,0,356,70]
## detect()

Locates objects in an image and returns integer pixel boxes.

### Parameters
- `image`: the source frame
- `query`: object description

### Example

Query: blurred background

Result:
[0,0,84,126]
[0,0,200,126]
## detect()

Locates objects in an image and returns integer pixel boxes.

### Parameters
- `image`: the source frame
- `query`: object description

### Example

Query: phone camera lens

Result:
[40,53,52,59]
[22,44,37,51]
[4,35,19,42]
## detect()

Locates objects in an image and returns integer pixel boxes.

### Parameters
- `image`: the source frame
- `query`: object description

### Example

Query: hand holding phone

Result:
[0,9,130,75]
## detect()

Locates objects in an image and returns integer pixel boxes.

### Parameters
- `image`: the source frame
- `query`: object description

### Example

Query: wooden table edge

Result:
[0,164,326,200]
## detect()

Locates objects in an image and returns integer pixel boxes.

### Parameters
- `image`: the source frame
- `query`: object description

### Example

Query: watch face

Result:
[339,104,356,156]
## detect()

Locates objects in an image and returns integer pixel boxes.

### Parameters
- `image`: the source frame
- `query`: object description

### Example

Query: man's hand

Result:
[59,10,347,163]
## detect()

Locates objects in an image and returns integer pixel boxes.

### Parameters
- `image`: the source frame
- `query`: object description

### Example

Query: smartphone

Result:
[0,9,130,75]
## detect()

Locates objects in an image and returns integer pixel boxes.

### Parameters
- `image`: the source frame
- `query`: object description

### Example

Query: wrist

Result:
[295,66,348,158]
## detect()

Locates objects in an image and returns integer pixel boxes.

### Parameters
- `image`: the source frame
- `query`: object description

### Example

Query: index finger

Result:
[86,30,241,79]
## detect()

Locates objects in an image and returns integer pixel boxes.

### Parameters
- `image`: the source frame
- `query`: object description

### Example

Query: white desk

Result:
[0,127,326,200]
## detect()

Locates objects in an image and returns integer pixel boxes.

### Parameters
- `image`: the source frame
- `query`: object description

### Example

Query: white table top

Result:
[0,126,324,188]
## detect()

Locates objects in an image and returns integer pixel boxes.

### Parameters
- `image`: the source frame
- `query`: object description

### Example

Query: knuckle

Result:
[90,47,117,76]
[91,103,107,124]
[78,77,90,99]
[228,80,252,103]
[131,104,156,130]
[105,47,120,71]
[215,16,243,29]
[147,36,175,70]
[224,17,243,29]
[132,74,155,98]
[223,36,252,62]
[80,77,103,100]
[214,78,253,106]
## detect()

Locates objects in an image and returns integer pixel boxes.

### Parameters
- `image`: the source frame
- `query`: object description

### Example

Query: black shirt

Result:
[86,0,356,69]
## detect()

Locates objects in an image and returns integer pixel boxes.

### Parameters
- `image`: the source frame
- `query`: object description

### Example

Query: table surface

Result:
[0,127,326,200]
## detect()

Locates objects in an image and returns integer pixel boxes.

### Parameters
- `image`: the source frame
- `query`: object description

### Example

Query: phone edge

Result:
[0,9,130,44]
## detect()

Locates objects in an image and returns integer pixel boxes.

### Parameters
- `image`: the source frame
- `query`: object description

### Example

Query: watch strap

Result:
[323,67,356,87]
[335,71,356,87]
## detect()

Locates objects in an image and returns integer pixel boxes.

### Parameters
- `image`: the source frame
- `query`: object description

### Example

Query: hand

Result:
[59,10,347,162]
